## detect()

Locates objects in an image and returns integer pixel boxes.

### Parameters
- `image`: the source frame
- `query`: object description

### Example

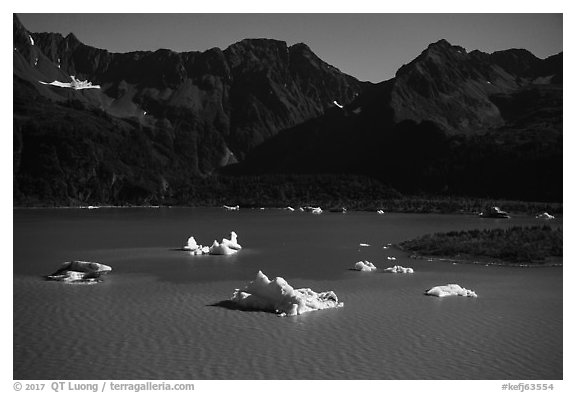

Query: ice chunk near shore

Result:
[377,210,385,214]
[536,212,555,220]
[353,261,377,272]
[426,284,477,298]
[384,265,414,274]
[230,271,343,316]
[46,261,112,283]
[359,243,370,247]
[221,231,242,251]
[284,206,295,211]
[311,207,323,214]
[223,205,239,211]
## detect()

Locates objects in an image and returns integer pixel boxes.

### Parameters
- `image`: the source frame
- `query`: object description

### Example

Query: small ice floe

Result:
[311,207,323,215]
[298,207,305,212]
[425,284,477,298]
[230,271,343,316]
[46,261,112,284]
[536,212,555,220]
[359,243,370,247]
[143,111,147,116]
[333,100,343,109]
[39,75,101,90]
[479,206,510,218]
[353,261,377,272]
[382,246,389,249]
[486,81,492,84]
[377,210,385,214]
[29,35,34,45]
[87,205,99,210]
[284,206,295,211]
[386,256,397,261]
[34,57,38,66]
[384,265,414,274]
[223,205,239,211]
[259,207,266,210]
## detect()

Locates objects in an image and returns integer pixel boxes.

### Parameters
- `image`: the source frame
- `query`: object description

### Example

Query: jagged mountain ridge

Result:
[13,14,363,204]
[232,39,562,201]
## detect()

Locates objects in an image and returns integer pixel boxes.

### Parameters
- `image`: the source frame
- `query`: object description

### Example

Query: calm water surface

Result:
[13,208,563,379]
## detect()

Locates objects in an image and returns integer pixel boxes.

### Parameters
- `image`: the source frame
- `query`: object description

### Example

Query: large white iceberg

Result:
[46,261,112,283]
[353,261,377,272]
[425,284,478,298]
[39,75,101,90]
[230,271,343,316]
[384,265,414,274]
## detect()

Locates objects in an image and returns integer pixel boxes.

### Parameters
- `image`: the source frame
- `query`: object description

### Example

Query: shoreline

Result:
[394,238,563,268]
[405,252,563,268]
[11,204,563,217]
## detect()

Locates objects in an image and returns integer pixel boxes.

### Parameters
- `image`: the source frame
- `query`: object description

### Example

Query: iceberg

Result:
[29,35,34,45]
[425,284,478,298]
[359,243,370,247]
[209,240,238,255]
[223,205,239,211]
[311,207,323,214]
[221,231,242,251]
[46,261,112,283]
[284,206,295,211]
[183,236,199,251]
[353,261,377,272]
[384,265,414,274]
[230,271,343,316]
[377,210,385,214]
[536,212,555,220]
[333,100,344,109]
[184,231,242,255]
[386,256,397,261]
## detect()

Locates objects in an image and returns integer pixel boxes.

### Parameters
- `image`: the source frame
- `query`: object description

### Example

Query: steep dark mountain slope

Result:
[13,14,363,205]
[233,40,562,202]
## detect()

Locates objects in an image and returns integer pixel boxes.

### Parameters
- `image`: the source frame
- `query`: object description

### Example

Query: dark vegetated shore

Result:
[14,172,562,216]
[399,225,562,264]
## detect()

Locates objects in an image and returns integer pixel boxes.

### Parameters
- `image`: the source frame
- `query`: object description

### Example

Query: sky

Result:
[17,13,562,82]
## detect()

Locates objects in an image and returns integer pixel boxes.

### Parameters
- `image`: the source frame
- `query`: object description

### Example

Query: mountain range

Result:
[13,14,562,206]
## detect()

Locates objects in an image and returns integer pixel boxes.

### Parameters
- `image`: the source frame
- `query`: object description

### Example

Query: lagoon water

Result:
[13,208,562,379]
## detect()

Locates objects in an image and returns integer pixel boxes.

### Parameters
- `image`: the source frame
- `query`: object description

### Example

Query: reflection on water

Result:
[14,208,562,379]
